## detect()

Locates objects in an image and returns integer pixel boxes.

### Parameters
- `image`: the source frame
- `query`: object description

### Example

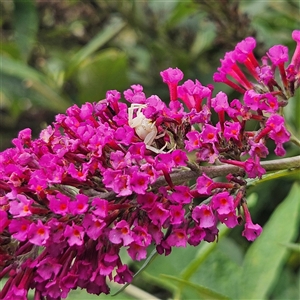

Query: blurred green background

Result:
[1,0,299,299]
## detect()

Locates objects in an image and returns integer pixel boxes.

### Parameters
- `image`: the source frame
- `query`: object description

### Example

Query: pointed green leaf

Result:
[190,25,216,57]
[180,223,230,280]
[1,54,47,83]
[76,49,128,103]
[66,18,126,78]
[180,238,243,300]
[294,90,300,131]
[278,242,300,253]
[238,183,300,299]
[247,169,300,188]
[161,275,231,300]
[1,55,70,111]
[165,1,198,28]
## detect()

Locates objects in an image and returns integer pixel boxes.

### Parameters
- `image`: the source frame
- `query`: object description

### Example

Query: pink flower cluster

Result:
[0,30,299,299]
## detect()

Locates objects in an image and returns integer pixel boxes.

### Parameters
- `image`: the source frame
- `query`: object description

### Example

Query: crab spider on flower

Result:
[128,103,168,153]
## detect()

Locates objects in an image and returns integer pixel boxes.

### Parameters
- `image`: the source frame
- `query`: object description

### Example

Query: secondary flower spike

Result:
[0,30,298,299]
[160,67,184,101]
[214,29,300,98]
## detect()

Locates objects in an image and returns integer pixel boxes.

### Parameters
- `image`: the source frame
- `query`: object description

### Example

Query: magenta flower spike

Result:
[214,48,254,93]
[0,29,298,299]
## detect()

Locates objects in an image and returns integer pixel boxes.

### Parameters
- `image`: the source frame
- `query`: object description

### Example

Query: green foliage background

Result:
[0,1,299,299]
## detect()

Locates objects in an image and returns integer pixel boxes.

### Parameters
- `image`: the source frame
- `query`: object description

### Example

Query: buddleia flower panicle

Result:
[0,30,299,299]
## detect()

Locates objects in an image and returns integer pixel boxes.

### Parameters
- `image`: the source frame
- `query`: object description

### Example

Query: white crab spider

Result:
[128,103,166,153]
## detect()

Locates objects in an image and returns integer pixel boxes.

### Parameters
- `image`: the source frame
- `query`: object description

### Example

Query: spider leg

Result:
[128,107,134,126]
[143,126,157,145]
[128,104,147,128]
[145,144,163,154]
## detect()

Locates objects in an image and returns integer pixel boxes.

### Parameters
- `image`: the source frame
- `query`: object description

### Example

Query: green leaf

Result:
[279,242,300,253]
[179,238,242,300]
[1,55,70,112]
[165,1,197,28]
[76,49,128,103]
[161,275,231,300]
[238,183,300,299]
[14,0,38,61]
[190,24,216,57]
[246,168,300,189]
[0,42,21,60]
[293,89,300,132]
[143,224,234,299]
[269,267,300,300]
[180,223,230,281]
[133,244,200,295]
[1,54,47,83]
[66,18,126,78]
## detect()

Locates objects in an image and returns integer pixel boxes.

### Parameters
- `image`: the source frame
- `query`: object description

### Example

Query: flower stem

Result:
[86,156,300,199]
[152,155,300,189]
